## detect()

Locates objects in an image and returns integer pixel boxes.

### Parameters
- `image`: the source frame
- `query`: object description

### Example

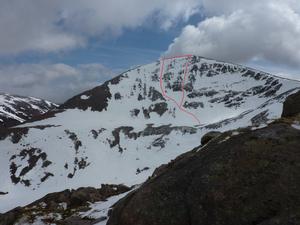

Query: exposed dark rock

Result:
[138,94,144,101]
[149,102,168,116]
[109,126,136,152]
[90,128,106,139]
[0,127,29,143]
[190,64,198,73]
[171,80,182,92]
[0,184,131,225]
[90,129,98,139]
[151,136,166,148]
[60,77,115,111]
[78,158,90,170]
[108,123,300,225]
[9,148,51,186]
[130,109,140,117]
[282,90,300,117]
[65,130,82,152]
[201,131,222,145]
[0,125,59,144]
[183,101,204,109]
[148,87,165,102]
[251,110,269,126]
[209,91,241,106]
[40,172,54,182]
[136,167,150,175]
[64,130,90,178]
[140,102,168,119]
[151,73,160,82]
[25,109,64,125]
[68,172,74,179]
[207,70,219,77]
[114,92,122,100]
[108,125,197,152]
[184,82,194,92]
[242,70,256,78]
[187,89,218,99]
[142,108,150,119]
[42,160,52,168]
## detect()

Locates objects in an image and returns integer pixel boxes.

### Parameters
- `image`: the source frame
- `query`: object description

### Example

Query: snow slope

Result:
[0,56,299,213]
[0,93,57,127]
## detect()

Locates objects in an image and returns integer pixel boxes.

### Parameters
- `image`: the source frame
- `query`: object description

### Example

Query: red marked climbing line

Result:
[159,55,201,125]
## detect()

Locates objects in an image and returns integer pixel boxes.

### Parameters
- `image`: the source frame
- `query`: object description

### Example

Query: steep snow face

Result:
[0,56,299,213]
[0,93,57,127]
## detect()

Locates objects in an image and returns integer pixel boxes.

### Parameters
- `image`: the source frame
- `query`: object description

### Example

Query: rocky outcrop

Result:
[60,74,125,112]
[200,131,222,145]
[282,90,300,117]
[0,184,130,225]
[108,122,300,225]
[60,84,112,112]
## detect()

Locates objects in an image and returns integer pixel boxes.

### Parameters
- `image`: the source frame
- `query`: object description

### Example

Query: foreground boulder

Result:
[201,131,222,145]
[282,90,300,117]
[108,123,300,225]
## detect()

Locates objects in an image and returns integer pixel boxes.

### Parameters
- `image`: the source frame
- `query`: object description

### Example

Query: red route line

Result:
[159,55,201,125]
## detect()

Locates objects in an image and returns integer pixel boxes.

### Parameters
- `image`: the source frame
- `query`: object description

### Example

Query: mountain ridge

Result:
[0,93,58,128]
[0,55,299,214]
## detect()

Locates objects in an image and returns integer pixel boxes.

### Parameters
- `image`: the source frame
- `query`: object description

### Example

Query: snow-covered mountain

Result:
[0,56,299,213]
[0,93,57,127]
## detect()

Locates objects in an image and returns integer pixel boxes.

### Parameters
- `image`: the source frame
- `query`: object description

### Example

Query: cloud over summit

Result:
[166,0,300,69]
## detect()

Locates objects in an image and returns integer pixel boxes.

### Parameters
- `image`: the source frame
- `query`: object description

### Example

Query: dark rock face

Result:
[0,126,29,143]
[0,125,58,144]
[60,74,125,112]
[201,131,222,145]
[60,84,112,112]
[9,148,51,186]
[108,123,300,225]
[282,90,300,117]
[107,124,197,153]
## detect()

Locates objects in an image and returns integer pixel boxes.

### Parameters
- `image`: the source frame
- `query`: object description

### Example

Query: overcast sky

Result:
[0,0,299,103]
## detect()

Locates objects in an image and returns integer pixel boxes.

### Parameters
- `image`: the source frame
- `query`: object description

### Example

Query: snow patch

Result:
[80,95,90,100]
[80,191,131,225]
[292,122,300,130]
[231,131,240,136]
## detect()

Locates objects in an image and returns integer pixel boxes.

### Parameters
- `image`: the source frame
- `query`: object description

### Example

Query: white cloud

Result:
[0,63,115,103]
[0,0,201,55]
[166,0,300,73]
